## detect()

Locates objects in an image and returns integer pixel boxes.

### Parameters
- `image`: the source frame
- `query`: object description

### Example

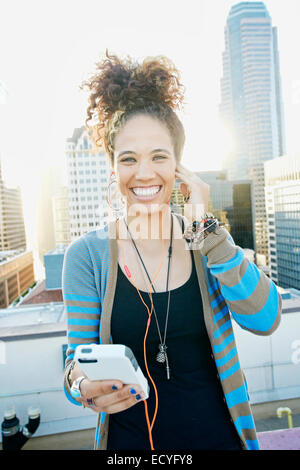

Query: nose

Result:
[135,159,156,180]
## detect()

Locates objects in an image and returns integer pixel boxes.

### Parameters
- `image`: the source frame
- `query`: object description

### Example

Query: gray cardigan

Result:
[62,216,281,450]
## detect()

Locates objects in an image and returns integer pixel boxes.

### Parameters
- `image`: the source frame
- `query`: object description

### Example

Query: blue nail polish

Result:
[135,394,141,401]
[130,388,136,395]
[112,385,118,390]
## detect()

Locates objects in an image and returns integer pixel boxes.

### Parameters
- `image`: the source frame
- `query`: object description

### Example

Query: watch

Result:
[70,376,86,399]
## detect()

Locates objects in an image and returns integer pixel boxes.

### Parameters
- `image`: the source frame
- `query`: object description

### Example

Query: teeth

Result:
[132,186,160,196]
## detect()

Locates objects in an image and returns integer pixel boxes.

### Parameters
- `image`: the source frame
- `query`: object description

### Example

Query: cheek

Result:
[163,164,176,185]
[115,167,133,193]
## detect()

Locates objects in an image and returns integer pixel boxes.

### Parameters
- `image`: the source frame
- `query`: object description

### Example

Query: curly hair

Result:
[80,49,186,166]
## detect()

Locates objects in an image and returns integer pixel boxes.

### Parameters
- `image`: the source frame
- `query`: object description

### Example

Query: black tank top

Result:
[107,216,242,450]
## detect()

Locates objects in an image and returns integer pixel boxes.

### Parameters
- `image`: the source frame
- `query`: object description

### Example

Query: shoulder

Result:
[64,224,111,260]
[68,224,110,248]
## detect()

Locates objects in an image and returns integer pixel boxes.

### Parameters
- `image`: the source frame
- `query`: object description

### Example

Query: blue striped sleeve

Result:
[230,280,279,333]
[62,237,102,406]
[204,229,281,336]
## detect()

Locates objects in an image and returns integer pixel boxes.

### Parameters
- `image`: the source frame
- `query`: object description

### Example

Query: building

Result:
[0,160,26,252]
[66,127,112,241]
[219,1,286,265]
[0,251,35,308]
[43,245,66,291]
[196,170,255,251]
[264,154,300,290]
[37,166,64,266]
[52,186,71,247]
[18,244,67,305]
[171,170,255,253]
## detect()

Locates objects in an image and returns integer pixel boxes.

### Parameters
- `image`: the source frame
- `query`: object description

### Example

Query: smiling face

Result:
[113,114,177,213]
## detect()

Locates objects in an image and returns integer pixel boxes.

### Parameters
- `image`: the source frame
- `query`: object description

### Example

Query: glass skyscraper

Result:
[171,170,254,252]
[196,171,254,251]
[264,155,300,290]
[219,1,286,265]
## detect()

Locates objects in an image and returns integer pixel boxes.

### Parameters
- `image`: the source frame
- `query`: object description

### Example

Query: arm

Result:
[200,226,282,336]
[62,236,146,412]
[62,237,101,405]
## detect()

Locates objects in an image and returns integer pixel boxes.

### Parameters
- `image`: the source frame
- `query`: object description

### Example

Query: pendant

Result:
[156,344,171,379]
[156,344,167,363]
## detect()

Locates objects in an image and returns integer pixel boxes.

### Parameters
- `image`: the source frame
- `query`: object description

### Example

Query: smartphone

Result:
[74,344,150,399]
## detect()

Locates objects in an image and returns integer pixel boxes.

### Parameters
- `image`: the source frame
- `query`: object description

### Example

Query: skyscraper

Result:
[65,126,111,241]
[0,158,27,252]
[264,154,300,290]
[219,1,286,264]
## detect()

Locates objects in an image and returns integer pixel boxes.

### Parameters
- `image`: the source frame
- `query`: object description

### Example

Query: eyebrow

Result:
[117,148,172,159]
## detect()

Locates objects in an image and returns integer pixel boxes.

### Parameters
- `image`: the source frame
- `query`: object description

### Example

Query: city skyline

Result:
[219,1,286,264]
[1,4,300,445]
[0,0,299,246]
[220,2,285,179]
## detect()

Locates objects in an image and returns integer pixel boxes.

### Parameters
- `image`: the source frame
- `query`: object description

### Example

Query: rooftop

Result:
[20,279,63,305]
[1,409,300,450]
[0,301,65,330]
[0,249,27,264]
[66,126,85,145]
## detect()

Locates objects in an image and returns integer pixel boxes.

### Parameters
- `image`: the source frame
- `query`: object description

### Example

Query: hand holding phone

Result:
[73,344,149,414]
[79,377,146,414]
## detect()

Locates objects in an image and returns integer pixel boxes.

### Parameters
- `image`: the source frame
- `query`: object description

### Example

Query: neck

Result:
[117,206,173,242]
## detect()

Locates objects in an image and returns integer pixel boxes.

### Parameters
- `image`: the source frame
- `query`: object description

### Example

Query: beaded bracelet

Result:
[183,213,224,245]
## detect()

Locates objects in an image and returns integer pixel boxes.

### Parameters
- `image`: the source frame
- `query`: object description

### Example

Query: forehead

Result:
[114,114,174,153]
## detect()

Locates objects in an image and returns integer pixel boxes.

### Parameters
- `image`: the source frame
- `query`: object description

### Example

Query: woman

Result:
[62,50,282,451]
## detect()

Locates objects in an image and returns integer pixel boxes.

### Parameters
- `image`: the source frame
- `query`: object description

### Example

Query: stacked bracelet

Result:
[183,213,224,246]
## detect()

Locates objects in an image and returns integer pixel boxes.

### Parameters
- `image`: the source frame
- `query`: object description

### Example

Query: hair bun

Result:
[80,49,185,126]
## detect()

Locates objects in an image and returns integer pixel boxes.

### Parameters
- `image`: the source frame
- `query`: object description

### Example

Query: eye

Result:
[153,155,167,160]
[120,155,167,163]
[120,157,136,162]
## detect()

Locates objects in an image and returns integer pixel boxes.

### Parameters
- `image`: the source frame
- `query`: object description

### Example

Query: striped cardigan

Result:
[62,215,282,450]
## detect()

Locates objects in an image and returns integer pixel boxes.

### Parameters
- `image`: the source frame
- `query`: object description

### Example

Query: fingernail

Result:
[135,394,141,401]
[130,388,136,395]
[112,385,118,390]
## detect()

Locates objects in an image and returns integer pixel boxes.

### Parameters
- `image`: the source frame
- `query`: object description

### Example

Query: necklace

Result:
[123,213,173,380]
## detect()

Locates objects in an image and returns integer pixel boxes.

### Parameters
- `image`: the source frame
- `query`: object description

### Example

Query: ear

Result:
[180,182,189,198]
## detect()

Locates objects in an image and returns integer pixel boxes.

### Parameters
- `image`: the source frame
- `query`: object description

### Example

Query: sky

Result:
[0,0,300,246]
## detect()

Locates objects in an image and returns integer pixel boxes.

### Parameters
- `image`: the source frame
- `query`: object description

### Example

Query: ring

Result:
[87,398,96,408]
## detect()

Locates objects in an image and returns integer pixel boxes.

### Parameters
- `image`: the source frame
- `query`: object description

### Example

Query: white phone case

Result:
[74,344,149,399]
